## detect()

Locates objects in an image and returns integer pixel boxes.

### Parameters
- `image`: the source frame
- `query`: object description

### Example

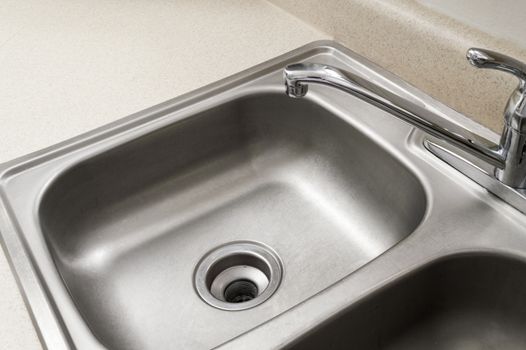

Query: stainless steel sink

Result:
[38,93,425,349]
[1,41,526,350]
[284,254,526,350]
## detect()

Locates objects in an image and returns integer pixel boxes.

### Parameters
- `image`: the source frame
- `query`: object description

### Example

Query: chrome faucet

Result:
[284,48,526,189]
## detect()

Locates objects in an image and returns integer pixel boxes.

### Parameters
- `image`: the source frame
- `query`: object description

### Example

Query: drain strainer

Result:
[194,242,282,311]
[224,280,258,303]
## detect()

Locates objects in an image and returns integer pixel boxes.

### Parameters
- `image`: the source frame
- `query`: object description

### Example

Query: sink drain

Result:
[194,242,282,311]
[224,280,258,303]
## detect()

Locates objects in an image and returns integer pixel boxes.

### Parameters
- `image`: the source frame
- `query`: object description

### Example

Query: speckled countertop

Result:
[1,0,525,348]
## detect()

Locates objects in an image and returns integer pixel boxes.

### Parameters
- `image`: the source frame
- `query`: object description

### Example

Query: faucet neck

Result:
[284,62,505,169]
[496,83,526,187]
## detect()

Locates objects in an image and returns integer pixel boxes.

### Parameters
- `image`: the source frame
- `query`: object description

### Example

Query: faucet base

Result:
[425,138,526,214]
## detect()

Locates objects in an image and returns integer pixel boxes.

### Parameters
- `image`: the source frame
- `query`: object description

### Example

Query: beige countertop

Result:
[419,0,526,48]
[1,0,525,348]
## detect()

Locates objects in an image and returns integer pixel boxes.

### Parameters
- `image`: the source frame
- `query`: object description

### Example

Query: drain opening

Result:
[194,242,282,311]
[224,279,258,303]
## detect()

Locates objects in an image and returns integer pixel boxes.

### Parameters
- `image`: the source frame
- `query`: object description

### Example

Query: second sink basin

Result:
[38,93,426,349]
[285,254,526,350]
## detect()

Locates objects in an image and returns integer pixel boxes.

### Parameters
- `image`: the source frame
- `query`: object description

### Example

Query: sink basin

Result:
[38,92,425,349]
[2,41,526,350]
[285,254,526,350]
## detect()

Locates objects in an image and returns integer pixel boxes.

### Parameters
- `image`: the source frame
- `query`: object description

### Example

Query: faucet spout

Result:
[284,62,506,173]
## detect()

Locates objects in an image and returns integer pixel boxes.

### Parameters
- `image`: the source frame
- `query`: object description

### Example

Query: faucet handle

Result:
[467,47,526,135]
[467,48,526,85]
